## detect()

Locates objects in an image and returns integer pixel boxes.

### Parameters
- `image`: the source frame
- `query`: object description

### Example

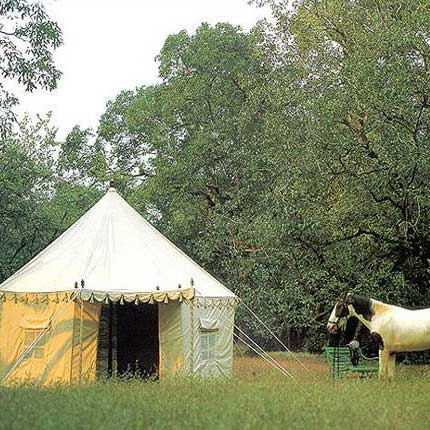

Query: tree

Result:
[0,116,104,283]
[97,23,295,341]
[0,115,57,281]
[0,3,106,284]
[0,0,62,137]
[49,1,430,352]
[251,0,430,338]
[0,1,65,282]
[57,125,108,185]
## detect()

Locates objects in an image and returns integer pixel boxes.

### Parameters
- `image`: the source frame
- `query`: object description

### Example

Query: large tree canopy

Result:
[2,0,430,352]
[97,2,430,349]
[277,0,430,304]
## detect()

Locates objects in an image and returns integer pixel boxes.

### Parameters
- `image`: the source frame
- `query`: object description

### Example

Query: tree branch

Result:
[414,95,428,142]
[368,189,402,211]
[322,228,399,247]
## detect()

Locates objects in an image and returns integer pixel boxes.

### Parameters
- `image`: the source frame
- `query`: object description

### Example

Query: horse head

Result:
[327,291,374,334]
[327,290,350,334]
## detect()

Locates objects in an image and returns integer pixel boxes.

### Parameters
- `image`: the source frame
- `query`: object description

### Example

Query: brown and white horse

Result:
[327,292,430,380]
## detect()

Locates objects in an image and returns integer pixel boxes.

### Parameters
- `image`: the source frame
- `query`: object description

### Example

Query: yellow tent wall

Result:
[0,293,100,386]
[158,302,185,377]
[0,293,234,385]
[70,301,101,383]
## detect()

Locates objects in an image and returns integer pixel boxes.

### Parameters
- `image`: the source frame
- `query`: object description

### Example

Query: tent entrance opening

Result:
[117,302,159,377]
[96,302,159,378]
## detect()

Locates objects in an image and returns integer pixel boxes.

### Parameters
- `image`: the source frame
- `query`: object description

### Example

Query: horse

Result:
[327,292,430,380]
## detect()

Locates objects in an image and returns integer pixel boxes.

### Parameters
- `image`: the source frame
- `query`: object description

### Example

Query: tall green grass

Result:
[1,355,429,430]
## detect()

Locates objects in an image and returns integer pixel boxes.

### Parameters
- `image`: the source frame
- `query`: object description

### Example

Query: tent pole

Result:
[108,301,113,378]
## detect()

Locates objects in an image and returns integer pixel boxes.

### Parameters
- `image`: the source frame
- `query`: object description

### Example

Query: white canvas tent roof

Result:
[0,187,235,302]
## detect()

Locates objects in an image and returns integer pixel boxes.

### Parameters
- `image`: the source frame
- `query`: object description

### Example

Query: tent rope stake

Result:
[231,330,293,379]
[217,315,292,378]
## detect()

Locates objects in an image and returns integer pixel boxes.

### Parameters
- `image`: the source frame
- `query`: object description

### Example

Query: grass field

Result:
[1,353,430,430]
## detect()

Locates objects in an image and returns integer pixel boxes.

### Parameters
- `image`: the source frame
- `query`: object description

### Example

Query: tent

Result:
[0,186,236,385]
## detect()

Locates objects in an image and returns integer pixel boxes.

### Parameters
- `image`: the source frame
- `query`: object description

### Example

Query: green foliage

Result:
[96,2,430,350]
[58,126,108,184]
[3,0,430,352]
[0,3,107,284]
[0,115,103,283]
[0,0,62,136]
[98,23,292,339]
[281,0,430,306]
[0,116,55,280]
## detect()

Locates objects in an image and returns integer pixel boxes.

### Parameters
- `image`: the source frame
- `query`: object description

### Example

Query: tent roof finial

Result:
[109,179,116,191]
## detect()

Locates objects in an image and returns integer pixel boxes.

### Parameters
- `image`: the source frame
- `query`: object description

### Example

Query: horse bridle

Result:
[328,317,344,328]
[328,296,350,329]
[327,317,347,330]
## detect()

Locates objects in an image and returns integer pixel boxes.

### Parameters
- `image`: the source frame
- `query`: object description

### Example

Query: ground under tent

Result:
[0,186,236,386]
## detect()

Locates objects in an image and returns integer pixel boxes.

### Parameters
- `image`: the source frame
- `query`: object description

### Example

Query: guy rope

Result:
[239,298,309,372]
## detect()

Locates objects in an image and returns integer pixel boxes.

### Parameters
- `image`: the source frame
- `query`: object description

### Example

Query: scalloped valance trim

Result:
[79,288,195,304]
[0,288,195,305]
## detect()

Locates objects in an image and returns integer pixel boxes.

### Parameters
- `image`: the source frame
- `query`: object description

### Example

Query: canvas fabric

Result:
[0,293,100,386]
[158,302,185,377]
[70,301,101,383]
[181,299,235,377]
[0,188,236,385]
[0,188,234,301]
[0,295,236,385]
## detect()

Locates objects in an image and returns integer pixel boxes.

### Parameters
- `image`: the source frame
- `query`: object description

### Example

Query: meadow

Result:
[1,354,430,430]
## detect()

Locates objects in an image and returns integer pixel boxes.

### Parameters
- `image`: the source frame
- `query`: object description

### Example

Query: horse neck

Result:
[368,298,398,325]
[350,297,391,330]
[371,298,397,313]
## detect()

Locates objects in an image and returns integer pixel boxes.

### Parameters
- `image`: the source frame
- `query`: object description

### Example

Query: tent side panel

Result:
[70,302,101,383]
[158,302,185,378]
[0,297,76,386]
[43,301,76,384]
[192,302,235,377]
[181,303,193,374]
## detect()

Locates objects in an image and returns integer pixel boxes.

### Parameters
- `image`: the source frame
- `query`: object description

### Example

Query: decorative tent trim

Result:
[80,288,195,304]
[0,288,195,305]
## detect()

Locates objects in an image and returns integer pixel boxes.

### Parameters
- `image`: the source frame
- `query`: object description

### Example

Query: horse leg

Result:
[378,349,389,380]
[387,352,396,382]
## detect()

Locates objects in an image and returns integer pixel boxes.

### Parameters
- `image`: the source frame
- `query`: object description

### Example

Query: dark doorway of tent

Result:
[96,303,159,379]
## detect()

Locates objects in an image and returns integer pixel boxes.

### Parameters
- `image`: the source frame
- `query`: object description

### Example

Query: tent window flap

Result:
[23,329,45,359]
[199,317,219,331]
[200,331,218,361]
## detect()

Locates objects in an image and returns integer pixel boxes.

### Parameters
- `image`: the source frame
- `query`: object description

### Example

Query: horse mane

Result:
[347,294,374,321]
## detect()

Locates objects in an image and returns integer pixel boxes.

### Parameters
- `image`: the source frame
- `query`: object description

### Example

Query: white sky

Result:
[13,0,268,139]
